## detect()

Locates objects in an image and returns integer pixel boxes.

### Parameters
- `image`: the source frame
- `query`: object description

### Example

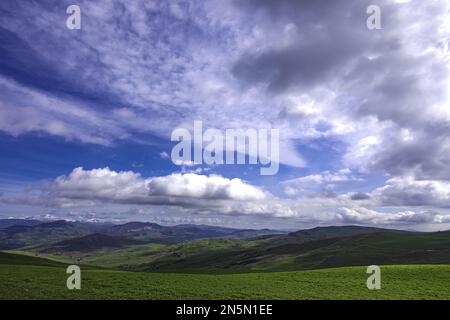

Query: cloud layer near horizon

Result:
[2,167,450,228]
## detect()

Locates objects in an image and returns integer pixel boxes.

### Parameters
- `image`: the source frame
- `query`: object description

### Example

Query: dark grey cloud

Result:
[351,192,371,201]
[371,176,450,208]
[233,39,362,92]
[231,0,391,92]
[232,0,450,181]
[372,135,450,181]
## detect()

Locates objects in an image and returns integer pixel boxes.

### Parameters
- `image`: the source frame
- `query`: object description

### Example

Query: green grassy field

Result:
[1,252,449,299]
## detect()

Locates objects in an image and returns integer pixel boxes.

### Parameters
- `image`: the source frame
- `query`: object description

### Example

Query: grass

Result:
[2,230,450,300]
[1,254,449,299]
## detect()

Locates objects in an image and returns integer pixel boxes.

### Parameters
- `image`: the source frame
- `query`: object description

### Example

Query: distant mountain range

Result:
[0,219,43,229]
[1,219,450,273]
[0,219,286,250]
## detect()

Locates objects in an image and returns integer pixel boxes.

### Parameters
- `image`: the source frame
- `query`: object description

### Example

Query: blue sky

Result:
[1,0,450,230]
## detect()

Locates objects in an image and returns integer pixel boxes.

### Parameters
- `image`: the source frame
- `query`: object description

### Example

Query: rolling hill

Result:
[0,252,449,299]
[0,251,65,267]
[2,223,450,300]
[19,225,450,274]
[116,229,449,273]
[2,220,450,275]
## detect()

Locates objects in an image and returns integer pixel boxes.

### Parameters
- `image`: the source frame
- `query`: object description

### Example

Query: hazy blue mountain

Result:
[0,219,42,229]
[0,219,287,249]
[0,220,93,249]
[45,233,142,252]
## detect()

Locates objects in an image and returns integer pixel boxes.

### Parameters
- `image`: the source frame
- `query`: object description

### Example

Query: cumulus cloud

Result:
[350,192,371,201]
[31,168,450,223]
[232,0,450,181]
[371,176,450,207]
[48,167,149,203]
[336,207,450,225]
[148,173,267,201]
[19,167,267,208]
[30,166,446,226]
[2,166,450,227]
[345,124,450,181]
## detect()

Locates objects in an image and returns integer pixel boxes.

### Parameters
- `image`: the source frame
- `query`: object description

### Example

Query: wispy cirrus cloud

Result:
[1,0,449,174]
[281,169,361,197]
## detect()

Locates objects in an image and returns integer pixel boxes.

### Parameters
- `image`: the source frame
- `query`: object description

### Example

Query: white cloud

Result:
[284,169,354,185]
[336,207,450,225]
[0,76,129,145]
[371,176,450,207]
[21,167,268,207]
[3,166,450,228]
[49,167,149,202]
[281,169,359,196]
[147,173,267,201]
[159,151,170,159]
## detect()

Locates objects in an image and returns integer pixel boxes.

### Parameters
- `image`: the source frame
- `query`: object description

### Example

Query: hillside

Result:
[2,225,450,300]
[43,234,142,252]
[131,230,450,272]
[23,225,392,269]
[3,221,450,274]
[0,251,65,267]
[73,229,448,272]
[25,226,450,273]
[0,252,449,299]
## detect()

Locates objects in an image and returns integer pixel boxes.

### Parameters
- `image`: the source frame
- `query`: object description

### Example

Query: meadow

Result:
[1,252,449,300]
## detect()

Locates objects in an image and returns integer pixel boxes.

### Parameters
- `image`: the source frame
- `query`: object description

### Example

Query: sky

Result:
[0,0,450,231]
